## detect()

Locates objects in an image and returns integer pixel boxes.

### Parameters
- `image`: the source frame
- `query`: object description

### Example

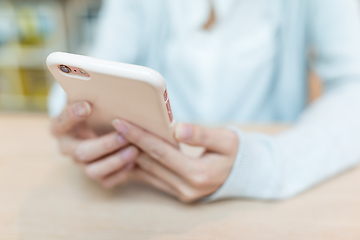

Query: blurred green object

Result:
[20,68,48,111]
[0,67,25,111]
[0,2,54,111]
[0,0,101,112]
[16,7,45,46]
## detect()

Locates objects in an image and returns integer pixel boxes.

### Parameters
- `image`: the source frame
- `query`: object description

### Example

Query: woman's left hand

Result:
[112,119,239,203]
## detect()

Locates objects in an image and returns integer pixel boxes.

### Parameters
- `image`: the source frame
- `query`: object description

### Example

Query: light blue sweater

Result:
[49,0,360,200]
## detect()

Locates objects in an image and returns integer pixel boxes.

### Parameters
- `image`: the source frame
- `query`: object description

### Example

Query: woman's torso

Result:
[90,0,309,124]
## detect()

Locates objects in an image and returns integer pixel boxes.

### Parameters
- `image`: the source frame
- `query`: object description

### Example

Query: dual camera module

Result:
[59,65,88,76]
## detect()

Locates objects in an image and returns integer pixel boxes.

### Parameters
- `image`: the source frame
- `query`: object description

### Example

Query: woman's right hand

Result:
[50,101,140,188]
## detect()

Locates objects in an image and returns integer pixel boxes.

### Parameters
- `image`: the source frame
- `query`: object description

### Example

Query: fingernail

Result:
[175,123,193,141]
[121,147,136,162]
[112,119,129,134]
[117,135,127,145]
[74,102,91,118]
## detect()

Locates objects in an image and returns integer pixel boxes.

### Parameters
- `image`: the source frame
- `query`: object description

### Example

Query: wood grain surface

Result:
[0,114,359,240]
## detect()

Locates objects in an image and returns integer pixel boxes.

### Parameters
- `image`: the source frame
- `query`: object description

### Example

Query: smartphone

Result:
[46,52,176,145]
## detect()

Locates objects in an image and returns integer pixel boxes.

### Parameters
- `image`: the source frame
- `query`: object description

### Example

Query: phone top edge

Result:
[46,52,166,91]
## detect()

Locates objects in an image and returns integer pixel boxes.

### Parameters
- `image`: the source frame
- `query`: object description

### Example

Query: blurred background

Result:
[0,0,101,112]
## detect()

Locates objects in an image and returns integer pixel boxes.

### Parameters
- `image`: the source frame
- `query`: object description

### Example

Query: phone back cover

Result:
[47,52,176,145]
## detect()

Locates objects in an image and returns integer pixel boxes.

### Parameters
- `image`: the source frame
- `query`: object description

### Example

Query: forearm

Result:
[273,81,360,198]
[208,82,360,201]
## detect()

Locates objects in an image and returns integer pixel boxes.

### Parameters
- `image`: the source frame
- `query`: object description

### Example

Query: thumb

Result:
[51,101,92,137]
[175,123,238,154]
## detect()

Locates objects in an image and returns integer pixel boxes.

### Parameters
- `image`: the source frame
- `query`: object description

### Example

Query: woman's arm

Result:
[208,0,360,200]
[106,0,360,202]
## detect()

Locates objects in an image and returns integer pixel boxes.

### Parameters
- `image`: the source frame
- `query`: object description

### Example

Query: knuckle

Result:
[150,146,167,160]
[74,144,87,161]
[179,188,199,203]
[114,177,128,186]
[58,109,71,127]
[102,180,116,189]
[131,130,144,143]
[101,135,116,150]
[84,165,100,180]
[131,147,140,157]
[190,173,209,188]
[50,116,66,136]
[147,162,158,173]
[104,173,128,188]
[226,131,239,153]
[111,155,124,169]
[188,163,210,187]
[138,156,155,171]
[101,181,113,189]
[197,128,208,143]
[49,107,76,136]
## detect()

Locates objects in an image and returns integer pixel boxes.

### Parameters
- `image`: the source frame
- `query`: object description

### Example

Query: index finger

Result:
[51,101,92,137]
[112,119,194,176]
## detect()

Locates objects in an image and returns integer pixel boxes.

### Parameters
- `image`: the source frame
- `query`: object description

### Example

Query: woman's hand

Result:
[112,119,239,203]
[50,102,139,188]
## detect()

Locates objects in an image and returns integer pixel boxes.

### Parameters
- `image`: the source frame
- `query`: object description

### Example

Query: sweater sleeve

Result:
[207,0,360,201]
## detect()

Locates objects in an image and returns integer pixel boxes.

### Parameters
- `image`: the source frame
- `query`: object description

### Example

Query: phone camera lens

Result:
[60,65,71,73]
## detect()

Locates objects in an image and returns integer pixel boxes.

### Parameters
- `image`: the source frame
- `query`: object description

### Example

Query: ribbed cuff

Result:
[203,126,279,202]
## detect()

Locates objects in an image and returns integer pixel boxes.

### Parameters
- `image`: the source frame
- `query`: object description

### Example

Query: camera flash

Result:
[80,69,86,75]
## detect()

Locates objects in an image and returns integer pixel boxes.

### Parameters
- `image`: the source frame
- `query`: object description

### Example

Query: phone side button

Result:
[166,100,173,122]
[168,111,173,122]
[163,89,168,101]
[166,100,171,112]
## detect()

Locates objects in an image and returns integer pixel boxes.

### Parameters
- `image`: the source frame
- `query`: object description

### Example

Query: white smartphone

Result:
[46,52,176,145]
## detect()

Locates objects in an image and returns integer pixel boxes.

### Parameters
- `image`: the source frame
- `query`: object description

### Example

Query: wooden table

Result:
[0,114,359,240]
